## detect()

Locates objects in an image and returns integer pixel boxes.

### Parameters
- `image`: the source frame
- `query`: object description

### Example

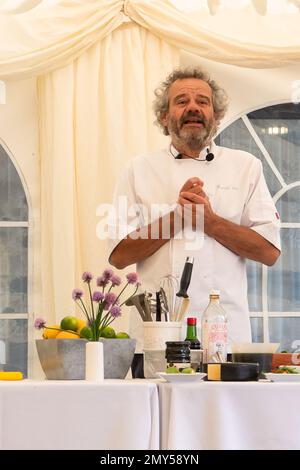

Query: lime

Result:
[79,326,92,340]
[100,326,116,338]
[115,332,130,339]
[60,316,78,332]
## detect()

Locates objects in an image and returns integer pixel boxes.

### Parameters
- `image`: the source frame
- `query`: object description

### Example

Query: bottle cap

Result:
[187,317,197,325]
[210,289,220,296]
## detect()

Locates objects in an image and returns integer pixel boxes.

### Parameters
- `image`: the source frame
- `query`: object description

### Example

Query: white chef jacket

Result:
[108,143,281,350]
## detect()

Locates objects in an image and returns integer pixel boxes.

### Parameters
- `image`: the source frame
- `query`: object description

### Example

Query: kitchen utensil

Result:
[158,287,169,321]
[177,297,190,323]
[160,275,179,322]
[125,294,147,321]
[155,291,161,321]
[173,257,194,321]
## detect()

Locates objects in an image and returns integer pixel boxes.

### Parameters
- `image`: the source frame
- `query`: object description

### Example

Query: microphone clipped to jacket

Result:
[175,148,214,161]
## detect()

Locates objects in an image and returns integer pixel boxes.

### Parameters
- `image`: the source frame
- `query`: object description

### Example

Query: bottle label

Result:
[202,322,227,363]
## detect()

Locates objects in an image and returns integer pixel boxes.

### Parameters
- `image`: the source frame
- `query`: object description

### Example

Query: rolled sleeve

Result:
[241,159,281,251]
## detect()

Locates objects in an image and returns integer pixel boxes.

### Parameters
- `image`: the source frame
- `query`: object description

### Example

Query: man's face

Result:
[162,78,216,149]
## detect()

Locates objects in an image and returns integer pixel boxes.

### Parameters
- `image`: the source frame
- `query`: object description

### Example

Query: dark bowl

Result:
[232,352,273,376]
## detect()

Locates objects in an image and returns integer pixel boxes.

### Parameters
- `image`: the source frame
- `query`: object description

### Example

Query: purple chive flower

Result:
[104,292,117,310]
[34,318,46,330]
[110,305,121,318]
[72,288,84,300]
[126,272,138,284]
[97,275,109,288]
[92,291,105,303]
[102,268,114,280]
[82,271,93,282]
[111,275,121,287]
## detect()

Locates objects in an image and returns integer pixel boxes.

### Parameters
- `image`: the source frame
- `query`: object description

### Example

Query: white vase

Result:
[85,341,104,382]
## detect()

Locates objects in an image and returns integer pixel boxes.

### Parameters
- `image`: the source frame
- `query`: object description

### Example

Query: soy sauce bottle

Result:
[185,317,201,350]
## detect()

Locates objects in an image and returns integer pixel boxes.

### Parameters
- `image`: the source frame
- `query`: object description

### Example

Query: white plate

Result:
[157,372,207,383]
[264,373,300,382]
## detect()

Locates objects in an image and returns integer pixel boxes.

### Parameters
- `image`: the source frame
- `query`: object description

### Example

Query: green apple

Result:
[100,326,116,338]
[166,366,179,374]
[181,367,195,374]
[115,332,130,339]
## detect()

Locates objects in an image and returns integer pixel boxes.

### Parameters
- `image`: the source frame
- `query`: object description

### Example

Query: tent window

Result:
[0,143,28,376]
[215,102,300,350]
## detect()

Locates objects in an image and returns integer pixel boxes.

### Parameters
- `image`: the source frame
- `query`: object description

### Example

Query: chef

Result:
[108,66,281,348]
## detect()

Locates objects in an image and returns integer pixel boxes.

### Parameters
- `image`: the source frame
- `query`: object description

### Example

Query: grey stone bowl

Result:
[36,338,137,380]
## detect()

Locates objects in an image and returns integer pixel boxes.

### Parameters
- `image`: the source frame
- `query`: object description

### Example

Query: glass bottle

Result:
[201,290,227,364]
[185,317,201,372]
[185,317,201,349]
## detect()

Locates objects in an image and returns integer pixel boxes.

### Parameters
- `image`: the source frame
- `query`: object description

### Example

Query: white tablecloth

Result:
[158,381,300,450]
[0,380,159,450]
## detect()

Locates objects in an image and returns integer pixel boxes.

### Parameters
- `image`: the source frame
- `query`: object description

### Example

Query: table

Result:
[158,381,300,450]
[0,380,159,450]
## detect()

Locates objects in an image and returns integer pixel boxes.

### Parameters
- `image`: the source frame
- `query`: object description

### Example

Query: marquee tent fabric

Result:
[1,0,300,324]
[1,0,300,79]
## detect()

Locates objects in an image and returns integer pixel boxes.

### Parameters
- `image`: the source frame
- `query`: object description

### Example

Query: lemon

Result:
[100,326,116,338]
[76,318,87,333]
[79,326,92,340]
[42,325,61,339]
[60,316,78,332]
[56,330,80,339]
[115,332,130,339]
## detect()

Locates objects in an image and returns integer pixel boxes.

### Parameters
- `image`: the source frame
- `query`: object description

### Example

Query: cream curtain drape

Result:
[38,22,178,321]
[1,0,300,79]
[1,0,300,323]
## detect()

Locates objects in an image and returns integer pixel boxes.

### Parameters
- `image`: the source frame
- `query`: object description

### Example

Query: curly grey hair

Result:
[153,66,229,135]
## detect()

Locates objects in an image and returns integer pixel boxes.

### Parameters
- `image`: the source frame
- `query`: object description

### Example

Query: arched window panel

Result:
[0,228,28,313]
[215,118,282,196]
[247,260,262,311]
[248,103,300,185]
[269,318,300,352]
[250,318,263,343]
[276,186,300,223]
[268,229,300,312]
[0,144,28,221]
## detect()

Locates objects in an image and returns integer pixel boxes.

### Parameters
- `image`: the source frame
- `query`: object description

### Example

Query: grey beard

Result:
[169,117,215,151]
[180,128,209,150]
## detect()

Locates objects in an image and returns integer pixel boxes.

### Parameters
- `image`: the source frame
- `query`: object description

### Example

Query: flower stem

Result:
[87,281,95,321]
[118,284,139,307]
[78,298,91,324]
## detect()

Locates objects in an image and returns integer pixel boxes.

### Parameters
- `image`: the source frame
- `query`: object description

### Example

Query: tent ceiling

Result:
[0,0,299,15]
[1,0,300,79]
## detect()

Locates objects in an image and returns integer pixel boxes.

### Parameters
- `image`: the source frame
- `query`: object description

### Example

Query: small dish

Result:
[264,373,300,382]
[156,371,207,383]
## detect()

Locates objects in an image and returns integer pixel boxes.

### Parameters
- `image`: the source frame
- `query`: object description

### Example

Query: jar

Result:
[165,341,191,371]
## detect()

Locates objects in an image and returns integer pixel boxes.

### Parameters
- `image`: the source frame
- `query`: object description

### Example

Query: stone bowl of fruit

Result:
[36,316,136,380]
